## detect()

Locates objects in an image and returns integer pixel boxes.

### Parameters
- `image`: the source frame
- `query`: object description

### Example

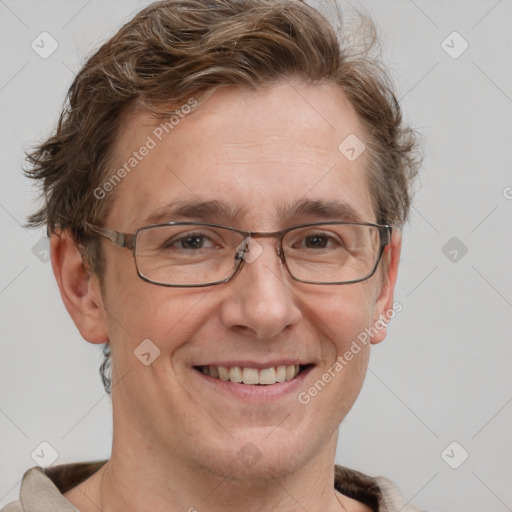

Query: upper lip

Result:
[194,360,311,369]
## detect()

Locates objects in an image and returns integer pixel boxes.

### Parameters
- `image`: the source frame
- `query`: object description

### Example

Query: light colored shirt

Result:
[1,461,424,511]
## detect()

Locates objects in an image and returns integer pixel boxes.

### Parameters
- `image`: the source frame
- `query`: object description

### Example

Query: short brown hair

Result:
[25,0,421,393]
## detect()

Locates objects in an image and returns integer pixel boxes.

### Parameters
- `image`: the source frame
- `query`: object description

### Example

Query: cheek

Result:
[303,283,377,355]
[302,292,374,422]
[103,258,216,365]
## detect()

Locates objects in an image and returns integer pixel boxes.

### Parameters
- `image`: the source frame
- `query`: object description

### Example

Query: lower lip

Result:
[194,366,313,401]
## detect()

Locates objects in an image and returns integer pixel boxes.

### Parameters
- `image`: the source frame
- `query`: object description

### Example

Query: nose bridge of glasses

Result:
[236,232,284,265]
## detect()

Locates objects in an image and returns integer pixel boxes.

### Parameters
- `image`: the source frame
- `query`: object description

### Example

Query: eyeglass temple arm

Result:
[383,225,393,245]
[87,224,135,249]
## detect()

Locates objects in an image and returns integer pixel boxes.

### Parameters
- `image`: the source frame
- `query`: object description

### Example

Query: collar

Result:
[11,460,419,512]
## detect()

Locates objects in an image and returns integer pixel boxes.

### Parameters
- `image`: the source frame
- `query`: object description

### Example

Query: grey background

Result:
[1,1,511,510]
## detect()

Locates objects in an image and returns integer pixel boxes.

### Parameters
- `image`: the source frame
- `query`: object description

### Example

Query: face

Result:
[90,81,399,480]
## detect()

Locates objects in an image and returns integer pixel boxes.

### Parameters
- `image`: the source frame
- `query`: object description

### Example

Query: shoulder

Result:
[374,475,426,511]
[335,465,426,512]
[1,466,75,512]
[1,500,22,512]
[2,461,106,512]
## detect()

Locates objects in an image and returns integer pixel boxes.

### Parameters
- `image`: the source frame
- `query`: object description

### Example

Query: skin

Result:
[52,80,401,512]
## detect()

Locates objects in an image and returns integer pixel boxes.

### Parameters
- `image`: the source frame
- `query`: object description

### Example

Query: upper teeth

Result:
[201,365,300,385]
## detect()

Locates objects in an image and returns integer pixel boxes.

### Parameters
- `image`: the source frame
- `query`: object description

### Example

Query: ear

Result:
[369,229,402,345]
[51,230,109,344]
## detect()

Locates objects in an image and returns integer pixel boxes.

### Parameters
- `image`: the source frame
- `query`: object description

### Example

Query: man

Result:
[3,0,422,510]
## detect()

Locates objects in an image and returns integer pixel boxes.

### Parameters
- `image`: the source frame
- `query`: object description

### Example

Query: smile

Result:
[195,364,310,385]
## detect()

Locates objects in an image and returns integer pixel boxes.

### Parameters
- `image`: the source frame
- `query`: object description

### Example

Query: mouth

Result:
[193,364,313,386]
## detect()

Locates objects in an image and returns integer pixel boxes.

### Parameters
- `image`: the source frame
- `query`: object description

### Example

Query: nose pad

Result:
[276,240,286,264]
[237,237,286,266]
[235,237,264,264]
[233,237,286,282]
[234,238,248,262]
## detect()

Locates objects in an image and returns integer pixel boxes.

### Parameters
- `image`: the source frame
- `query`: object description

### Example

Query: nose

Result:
[219,238,302,339]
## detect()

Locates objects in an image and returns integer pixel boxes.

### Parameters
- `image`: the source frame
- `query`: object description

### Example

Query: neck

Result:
[98,425,348,512]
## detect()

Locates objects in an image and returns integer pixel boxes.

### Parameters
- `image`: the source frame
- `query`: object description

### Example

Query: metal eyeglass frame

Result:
[87,221,392,287]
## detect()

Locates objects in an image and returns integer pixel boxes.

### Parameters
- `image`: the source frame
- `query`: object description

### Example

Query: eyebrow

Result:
[276,198,364,223]
[140,200,248,226]
[139,198,364,227]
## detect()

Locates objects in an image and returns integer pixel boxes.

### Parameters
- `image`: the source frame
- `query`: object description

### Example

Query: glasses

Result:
[87,221,392,287]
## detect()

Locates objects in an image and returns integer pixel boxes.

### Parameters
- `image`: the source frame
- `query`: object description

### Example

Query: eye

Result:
[175,234,209,249]
[162,231,217,250]
[302,234,331,249]
[291,231,343,250]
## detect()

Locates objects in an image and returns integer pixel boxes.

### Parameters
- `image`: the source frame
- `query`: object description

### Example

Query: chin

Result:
[191,427,322,484]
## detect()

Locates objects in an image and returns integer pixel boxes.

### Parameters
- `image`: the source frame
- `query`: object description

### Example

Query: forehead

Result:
[106,81,374,230]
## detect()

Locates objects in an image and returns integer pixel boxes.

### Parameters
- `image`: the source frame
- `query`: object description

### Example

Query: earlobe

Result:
[369,230,402,345]
[51,230,109,344]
